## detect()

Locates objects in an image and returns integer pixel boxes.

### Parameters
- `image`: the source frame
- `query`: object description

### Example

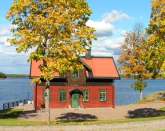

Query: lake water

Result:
[115,79,165,105]
[0,78,33,109]
[0,78,164,108]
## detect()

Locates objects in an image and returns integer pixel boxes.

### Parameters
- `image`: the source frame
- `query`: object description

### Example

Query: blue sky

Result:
[0,0,151,74]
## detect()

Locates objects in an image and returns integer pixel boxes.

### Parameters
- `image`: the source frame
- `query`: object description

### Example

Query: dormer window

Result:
[72,71,79,79]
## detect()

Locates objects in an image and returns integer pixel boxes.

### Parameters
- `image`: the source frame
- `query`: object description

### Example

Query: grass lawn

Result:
[0,119,47,126]
[0,116,165,126]
[0,108,164,126]
[0,109,23,119]
[55,116,165,126]
[160,107,165,111]
[0,109,47,126]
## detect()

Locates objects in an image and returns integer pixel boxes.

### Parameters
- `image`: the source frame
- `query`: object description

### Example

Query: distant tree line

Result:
[0,72,7,79]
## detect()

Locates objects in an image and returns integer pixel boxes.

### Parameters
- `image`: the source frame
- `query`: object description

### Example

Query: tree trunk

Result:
[48,87,50,125]
[44,88,49,110]
[44,81,50,125]
[43,40,51,124]
[140,91,143,100]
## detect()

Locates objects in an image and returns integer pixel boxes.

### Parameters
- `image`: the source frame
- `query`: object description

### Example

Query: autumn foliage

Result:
[118,25,151,80]
[7,0,96,81]
[119,0,165,99]
[146,0,165,78]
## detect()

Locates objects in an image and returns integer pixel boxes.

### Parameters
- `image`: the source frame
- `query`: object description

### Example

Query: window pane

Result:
[59,90,66,102]
[83,90,89,102]
[99,90,106,102]
[72,71,79,79]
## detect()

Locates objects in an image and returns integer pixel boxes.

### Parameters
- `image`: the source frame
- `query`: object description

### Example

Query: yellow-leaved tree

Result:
[118,24,151,100]
[7,0,95,123]
[147,0,165,78]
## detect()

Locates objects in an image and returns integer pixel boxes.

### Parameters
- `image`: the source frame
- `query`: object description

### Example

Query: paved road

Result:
[0,119,165,131]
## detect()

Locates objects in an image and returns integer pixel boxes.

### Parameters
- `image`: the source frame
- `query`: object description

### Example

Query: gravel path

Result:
[0,119,165,131]
[17,102,165,121]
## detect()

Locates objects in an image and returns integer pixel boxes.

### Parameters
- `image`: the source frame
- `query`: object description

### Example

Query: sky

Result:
[0,0,151,74]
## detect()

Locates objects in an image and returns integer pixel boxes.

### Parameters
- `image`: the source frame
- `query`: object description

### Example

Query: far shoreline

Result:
[6,74,29,78]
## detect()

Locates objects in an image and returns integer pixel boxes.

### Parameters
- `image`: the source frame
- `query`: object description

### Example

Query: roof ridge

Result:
[81,56,114,58]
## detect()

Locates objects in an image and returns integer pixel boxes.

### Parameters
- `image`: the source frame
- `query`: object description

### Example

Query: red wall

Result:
[34,85,44,110]
[34,85,115,110]
[50,86,69,108]
[82,86,114,108]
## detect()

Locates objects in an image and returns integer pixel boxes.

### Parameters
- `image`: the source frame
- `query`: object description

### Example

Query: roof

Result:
[81,57,119,78]
[30,57,119,79]
[30,61,60,77]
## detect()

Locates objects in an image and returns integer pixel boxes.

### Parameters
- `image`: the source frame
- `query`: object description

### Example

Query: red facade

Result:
[34,85,115,110]
[31,57,119,110]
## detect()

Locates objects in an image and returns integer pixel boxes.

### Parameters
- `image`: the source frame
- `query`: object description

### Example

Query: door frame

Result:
[70,89,83,108]
[71,93,80,108]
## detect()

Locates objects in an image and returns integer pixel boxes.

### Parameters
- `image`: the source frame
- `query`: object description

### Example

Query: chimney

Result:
[86,48,91,58]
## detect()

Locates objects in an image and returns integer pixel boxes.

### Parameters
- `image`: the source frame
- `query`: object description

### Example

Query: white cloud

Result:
[87,20,114,37]
[0,44,29,74]
[86,10,130,58]
[0,28,10,36]
[0,45,16,55]
[87,10,130,37]
[0,36,10,46]
[0,53,29,74]
[91,36,124,56]
[0,25,30,74]
[103,10,130,23]
[0,25,11,46]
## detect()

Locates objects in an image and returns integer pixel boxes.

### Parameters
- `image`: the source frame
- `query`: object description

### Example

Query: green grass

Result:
[0,115,165,126]
[0,109,23,119]
[54,116,165,126]
[160,107,165,111]
[0,109,46,126]
[0,119,47,126]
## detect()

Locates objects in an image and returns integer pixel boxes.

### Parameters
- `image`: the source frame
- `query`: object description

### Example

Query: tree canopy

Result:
[7,0,96,81]
[118,24,151,80]
[146,0,165,78]
[119,0,165,79]
[118,24,150,100]
[118,0,165,99]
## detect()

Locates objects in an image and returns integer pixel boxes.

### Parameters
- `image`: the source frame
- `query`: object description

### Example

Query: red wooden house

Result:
[30,56,119,110]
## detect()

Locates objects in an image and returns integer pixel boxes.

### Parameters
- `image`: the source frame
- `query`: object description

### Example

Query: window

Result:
[83,90,89,102]
[72,71,79,79]
[59,90,66,102]
[99,90,107,102]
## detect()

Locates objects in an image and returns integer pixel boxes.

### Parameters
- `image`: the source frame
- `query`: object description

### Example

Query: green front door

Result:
[71,93,80,108]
